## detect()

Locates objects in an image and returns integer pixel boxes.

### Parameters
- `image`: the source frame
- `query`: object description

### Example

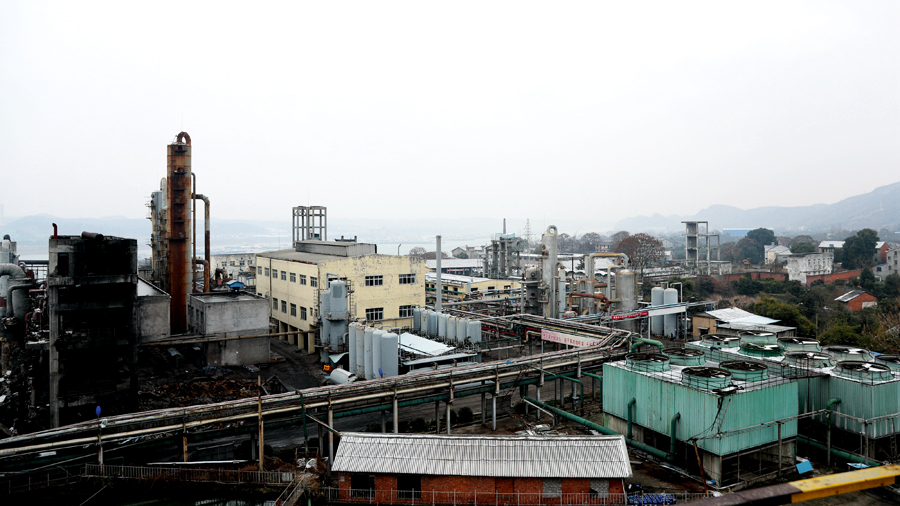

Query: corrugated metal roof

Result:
[835,290,866,302]
[729,315,780,325]
[704,308,755,322]
[332,433,632,478]
[399,333,456,357]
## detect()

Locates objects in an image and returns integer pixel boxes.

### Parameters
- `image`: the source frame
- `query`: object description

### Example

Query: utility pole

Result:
[258,375,264,471]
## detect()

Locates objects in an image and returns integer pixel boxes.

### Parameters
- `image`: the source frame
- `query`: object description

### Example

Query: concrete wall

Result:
[136,295,170,343]
[196,295,268,335]
[804,269,861,286]
[205,336,270,366]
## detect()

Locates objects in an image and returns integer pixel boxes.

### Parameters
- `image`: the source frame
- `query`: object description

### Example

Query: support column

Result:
[381,411,386,433]
[183,435,188,462]
[446,403,452,435]
[328,406,334,465]
[435,400,441,434]
[492,395,497,431]
[481,391,486,426]
[393,395,399,434]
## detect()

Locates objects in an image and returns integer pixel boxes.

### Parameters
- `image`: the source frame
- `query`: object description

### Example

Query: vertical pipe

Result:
[183,435,188,462]
[393,395,399,434]
[435,235,442,313]
[258,376,264,471]
[328,406,334,465]
[777,423,783,478]
[492,396,497,431]
[446,403,451,435]
[481,390,486,426]
[381,411,386,433]
[435,400,440,434]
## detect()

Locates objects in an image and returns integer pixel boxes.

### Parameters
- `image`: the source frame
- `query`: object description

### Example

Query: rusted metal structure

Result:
[165,132,193,334]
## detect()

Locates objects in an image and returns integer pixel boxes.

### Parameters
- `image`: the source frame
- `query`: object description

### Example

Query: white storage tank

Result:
[467,320,482,343]
[372,329,385,379]
[381,332,399,378]
[457,318,468,342]
[438,313,448,338]
[419,309,428,334]
[650,286,664,336]
[329,368,357,385]
[663,287,678,338]
[412,308,422,331]
[427,311,438,335]
[447,316,458,343]
[362,327,373,379]
[348,323,358,375]
[320,288,332,348]
[355,325,365,377]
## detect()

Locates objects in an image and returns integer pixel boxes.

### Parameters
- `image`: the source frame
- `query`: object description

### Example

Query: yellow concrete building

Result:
[424,272,520,305]
[256,241,425,353]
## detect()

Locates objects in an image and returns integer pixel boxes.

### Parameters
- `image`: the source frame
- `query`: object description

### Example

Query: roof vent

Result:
[875,355,900,372]
[823,346,874,363]
[834,361,894,382]
[739,331,777,345]
[664,348,706,366]
[682,367,733,390]
[720,360,769,381]
[739,341,783,358]
[700,334,740,348]
[625,353,671,372]
[777,337,821,352]
[783,352,835,370]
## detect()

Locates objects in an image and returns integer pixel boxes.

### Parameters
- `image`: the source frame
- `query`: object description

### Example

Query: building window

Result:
[264,268,270,276]
[290,272,296,282]
[310,276,318,287]
[487,286,495,290]
[301,307,307,320]
[366,307,384,321]
[365,275,384,286]
[272,269,278,278]
[399,273,416,285]
[281,300,287,313]
[273,298,278,310]
[397,475,421,500]
[240,260,245,266]
[229,261,235,266]
[290,303,297,316]
[281,271,287,280]
[399,305,414,318]
[300,274,307,285]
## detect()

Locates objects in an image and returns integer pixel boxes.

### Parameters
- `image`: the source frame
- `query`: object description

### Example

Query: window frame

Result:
[365,307,384,321]
[399,273,416,285]
[365,275,384,287]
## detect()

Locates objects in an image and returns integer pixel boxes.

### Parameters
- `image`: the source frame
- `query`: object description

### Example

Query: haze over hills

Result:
[2,183,897,259]
[614,182,900,234]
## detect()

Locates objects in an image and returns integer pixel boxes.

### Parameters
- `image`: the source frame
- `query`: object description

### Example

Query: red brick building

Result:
[835,290,877,312]
[331,433,631,505]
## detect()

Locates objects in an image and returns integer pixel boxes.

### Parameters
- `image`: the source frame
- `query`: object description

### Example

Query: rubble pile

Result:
[139,379,259,409]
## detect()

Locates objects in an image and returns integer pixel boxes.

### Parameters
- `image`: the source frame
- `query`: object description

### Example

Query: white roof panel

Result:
[399,333,456,357]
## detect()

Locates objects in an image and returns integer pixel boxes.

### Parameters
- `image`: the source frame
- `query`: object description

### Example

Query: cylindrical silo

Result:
[467,320,481,343]
[348,323,358,376]
[426,311,437,336]
[650,287,664,336]
[356,325,366,377]
[372,329,385,378]
[447,316,458,343]
[320,288,332,349]
[412,308,422,331]
[457,318,468,343]
[381,332,399,378]
[419,309,428,334]
[438,313,448,338]
[663,287,678,338]
[363,327,374,380]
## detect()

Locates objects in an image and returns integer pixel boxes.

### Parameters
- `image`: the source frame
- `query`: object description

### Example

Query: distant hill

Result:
[614,182,900,234]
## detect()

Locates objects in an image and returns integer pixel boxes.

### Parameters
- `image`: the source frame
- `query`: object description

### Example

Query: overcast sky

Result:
[1,1,897,228]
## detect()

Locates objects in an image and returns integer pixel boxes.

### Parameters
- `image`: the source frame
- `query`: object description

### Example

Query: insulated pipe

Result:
[193,193,211,287]
[630,338,664,354]
[52,223,58,239]
[0,264,27,316]
[798,435,878,467]
[524,396,673,461]
[194,259,210,291]
[192,173,197,293]
[627,398,636,439]
[7,282,33,319]
[435,235,442,314]
[670,413,681,457]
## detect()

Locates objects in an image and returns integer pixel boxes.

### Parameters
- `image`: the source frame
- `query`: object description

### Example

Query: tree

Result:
[616,233,663,276]
[747,228,776,247]
[579,232,603,254]
[610,231,630,251]
[453,251,468,259]
[860,268,876,292]
[424,251,450,260]
[720,242,739,263]
[750,297,816,336]
[735,237,763,265]
[557,233,577,253]
[790,242,816,254]
[408,247,426,257]
[843,229,879,269]
[793,235,816,245]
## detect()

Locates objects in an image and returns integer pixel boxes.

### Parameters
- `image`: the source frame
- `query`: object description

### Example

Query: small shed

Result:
[332,433,631,505]
[835,290,877,312]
